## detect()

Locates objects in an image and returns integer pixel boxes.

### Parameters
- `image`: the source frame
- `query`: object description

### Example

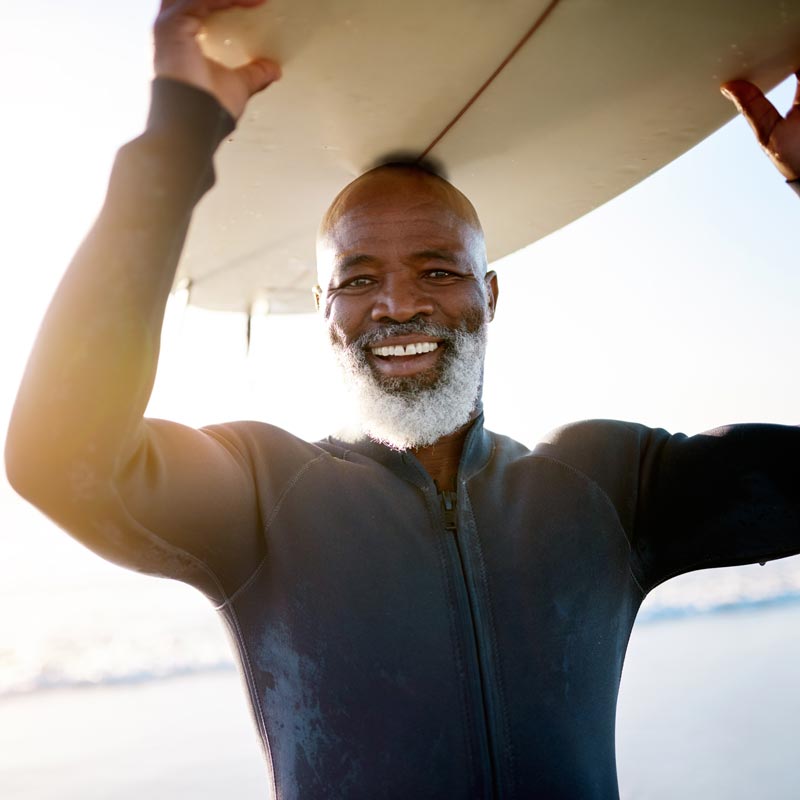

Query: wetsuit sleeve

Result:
[537,420,800,594]
[5,80,268,603]
[632,423,800,591]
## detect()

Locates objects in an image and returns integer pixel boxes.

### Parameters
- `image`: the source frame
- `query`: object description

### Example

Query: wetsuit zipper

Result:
[439,489,498,799]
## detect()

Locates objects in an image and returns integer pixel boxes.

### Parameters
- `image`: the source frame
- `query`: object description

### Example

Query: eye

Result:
[425,268,460,280]
[337,275,375,290]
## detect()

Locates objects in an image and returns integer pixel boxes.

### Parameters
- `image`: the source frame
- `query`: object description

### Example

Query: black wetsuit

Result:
[23,81,800,799]
[119,412,796,799]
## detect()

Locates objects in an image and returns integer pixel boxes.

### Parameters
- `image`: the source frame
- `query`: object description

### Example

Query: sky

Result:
[1,4,798,605]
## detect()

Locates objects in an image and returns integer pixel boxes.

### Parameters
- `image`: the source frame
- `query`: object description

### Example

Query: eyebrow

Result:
[334,248,460,273]
[335,253,376,273]
[411,249,459,264]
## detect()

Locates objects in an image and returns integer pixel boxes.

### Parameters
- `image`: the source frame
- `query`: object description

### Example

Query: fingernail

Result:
[720,88,742,111]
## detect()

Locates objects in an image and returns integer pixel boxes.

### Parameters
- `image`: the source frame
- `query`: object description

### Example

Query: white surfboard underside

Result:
[178,0,800,313]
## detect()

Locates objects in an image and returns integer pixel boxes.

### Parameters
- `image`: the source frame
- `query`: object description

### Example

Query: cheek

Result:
[325,295,366,340]
[440,286,490,325]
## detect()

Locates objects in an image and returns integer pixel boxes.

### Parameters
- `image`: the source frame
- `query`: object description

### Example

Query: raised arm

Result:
[721,71,800,190]
[5,0,280,599]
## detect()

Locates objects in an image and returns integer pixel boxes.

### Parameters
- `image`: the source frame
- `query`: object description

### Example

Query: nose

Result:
[370,272,435,323]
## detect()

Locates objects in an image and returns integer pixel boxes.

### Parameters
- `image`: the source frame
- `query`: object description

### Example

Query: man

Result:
[5,0,800,797]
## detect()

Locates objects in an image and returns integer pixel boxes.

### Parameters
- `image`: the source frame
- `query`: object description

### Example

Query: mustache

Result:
[350,319,458,351]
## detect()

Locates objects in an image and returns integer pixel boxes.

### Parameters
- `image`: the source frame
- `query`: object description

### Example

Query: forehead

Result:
[322,171,482,251]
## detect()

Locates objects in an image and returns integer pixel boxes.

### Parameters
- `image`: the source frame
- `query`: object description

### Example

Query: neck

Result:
[413,415,477,493]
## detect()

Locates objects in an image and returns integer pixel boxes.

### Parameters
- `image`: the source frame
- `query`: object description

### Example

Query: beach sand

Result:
[0,670,268,799]
[2,602,799,799]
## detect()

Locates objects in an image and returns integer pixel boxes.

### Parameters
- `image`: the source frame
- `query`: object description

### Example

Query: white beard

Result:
[329,317,488,451]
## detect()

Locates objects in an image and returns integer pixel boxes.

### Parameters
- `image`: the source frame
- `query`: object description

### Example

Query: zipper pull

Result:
[440,490,458,532]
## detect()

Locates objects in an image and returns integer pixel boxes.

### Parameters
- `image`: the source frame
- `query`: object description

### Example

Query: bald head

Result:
[320,163,484,243]
[316,164,488,291]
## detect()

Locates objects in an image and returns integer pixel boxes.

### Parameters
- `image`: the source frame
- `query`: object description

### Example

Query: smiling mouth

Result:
[370,342,440,358]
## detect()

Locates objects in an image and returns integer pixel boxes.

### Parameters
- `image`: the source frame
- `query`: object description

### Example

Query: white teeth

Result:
[370,342,439,357]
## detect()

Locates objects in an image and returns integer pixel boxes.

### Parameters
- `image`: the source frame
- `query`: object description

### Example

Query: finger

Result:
[236,57,282,96]
[160,0,265,21]
[156,0,267,48]
[201,0,267,13]
[720,79,782,146]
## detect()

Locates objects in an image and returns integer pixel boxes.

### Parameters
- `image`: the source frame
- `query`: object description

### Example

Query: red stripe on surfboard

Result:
[418,0,563,162]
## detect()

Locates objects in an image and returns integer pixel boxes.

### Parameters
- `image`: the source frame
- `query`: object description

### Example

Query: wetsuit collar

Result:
[326,410,494,490]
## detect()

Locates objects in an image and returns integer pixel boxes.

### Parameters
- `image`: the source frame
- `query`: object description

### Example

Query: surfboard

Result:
[177,0,800,313]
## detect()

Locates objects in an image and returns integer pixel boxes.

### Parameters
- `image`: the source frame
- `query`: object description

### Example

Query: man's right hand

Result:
[154,0,281,120]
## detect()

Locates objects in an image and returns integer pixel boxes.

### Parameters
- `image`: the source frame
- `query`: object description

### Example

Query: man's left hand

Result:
[722,71,800,181]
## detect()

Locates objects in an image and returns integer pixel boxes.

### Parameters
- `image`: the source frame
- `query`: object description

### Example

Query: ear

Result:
[312,285,323,312]
[485,271,499,321]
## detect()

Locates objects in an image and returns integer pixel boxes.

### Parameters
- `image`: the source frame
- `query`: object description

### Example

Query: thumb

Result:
[720,79,781,146]
[236,57,282,97]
